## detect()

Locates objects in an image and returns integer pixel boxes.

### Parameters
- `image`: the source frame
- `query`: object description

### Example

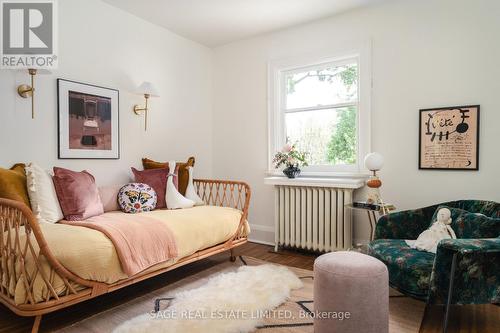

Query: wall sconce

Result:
[17,68,50,119]
[133,81,159,131]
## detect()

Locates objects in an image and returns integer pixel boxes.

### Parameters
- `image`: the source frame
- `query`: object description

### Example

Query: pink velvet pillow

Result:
[131,167,178,209]
[53,167,104,221]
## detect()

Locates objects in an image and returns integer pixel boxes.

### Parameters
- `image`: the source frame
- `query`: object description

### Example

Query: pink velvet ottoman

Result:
[313,251,389,333]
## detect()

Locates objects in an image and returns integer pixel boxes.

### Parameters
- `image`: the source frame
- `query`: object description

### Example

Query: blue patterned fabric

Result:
[430,206,500,239]
[368,239,434,300]
[369,200,500,305]
[429,238,500,305]
[375,200,500,240]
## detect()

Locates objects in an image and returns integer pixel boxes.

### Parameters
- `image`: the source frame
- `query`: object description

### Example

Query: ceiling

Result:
[103,0,383,47]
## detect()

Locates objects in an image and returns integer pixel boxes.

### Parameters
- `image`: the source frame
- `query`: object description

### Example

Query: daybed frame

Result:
[0,179,250,333]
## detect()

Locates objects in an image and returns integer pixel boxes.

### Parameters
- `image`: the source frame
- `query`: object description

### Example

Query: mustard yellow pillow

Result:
[0,163,31,207]
[142,157,195,195]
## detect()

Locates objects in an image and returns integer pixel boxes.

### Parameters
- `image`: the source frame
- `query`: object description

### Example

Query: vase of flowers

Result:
[273,143,308,179]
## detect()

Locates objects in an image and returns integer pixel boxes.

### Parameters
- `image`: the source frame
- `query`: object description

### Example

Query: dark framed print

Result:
[419,105,479,170]
[57,79,119,159]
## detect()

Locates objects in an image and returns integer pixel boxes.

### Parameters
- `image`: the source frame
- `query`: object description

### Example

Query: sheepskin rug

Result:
[114,264,303,333]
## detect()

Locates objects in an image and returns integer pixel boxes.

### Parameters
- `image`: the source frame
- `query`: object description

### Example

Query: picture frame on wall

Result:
[57,79,120,159]
[419,105,479,170]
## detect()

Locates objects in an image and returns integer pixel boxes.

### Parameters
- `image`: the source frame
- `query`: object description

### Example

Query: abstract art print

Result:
[57,79,119,159]
[419,105,479,170]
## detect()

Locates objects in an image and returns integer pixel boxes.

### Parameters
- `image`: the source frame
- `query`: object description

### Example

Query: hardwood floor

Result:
[0,242,498,332]
[237,243,500,333]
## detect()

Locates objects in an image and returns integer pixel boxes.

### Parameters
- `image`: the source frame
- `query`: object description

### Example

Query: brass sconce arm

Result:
[133,94,150,131]
[17,68,38,119]
[133,81,159,131]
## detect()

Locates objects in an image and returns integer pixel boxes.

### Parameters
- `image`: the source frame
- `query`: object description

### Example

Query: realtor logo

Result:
[1,0,58,69]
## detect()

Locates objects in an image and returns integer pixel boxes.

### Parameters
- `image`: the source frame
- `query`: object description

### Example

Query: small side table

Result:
[345,203,396,241]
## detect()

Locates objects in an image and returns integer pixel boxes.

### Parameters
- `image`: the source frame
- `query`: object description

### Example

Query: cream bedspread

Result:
[7,206,249,305]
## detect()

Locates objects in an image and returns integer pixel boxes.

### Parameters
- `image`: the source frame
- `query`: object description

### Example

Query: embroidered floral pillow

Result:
[118,183,157,213]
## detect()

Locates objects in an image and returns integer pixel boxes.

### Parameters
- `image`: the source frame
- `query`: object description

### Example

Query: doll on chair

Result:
[412,207,457,253]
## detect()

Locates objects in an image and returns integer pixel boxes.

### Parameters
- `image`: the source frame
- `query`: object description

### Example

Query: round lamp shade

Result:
[364,152,384,171]
[135,81,159,97]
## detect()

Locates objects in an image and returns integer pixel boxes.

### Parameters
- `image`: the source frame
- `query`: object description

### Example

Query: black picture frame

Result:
[57,79,120,159]
[418,105,480,170]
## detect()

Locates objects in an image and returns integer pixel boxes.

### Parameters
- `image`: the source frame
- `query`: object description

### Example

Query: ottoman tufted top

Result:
[314,251,387,278]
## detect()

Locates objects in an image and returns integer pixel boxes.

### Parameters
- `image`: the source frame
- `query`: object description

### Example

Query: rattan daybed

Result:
[0,179,250,333]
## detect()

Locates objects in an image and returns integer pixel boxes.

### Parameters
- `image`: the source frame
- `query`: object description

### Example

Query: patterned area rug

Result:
[56,256,425,333]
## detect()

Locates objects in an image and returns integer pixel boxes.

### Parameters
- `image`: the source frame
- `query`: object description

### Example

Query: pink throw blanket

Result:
[61,214,178,276]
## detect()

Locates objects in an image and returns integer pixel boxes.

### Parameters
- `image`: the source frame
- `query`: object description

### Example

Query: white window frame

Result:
[268,44,371,177]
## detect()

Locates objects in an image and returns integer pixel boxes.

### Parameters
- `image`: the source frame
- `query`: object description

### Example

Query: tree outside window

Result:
[283,61,358,167]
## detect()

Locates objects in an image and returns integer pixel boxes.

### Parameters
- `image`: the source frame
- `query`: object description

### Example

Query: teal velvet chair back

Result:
[428,200,500,239]
[441,200,500,218]
[374,199,500,241]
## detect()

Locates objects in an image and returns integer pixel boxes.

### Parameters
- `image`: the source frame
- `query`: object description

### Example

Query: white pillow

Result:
[25,163,64,224]
[165,161,195,209]
[184,166,204,206]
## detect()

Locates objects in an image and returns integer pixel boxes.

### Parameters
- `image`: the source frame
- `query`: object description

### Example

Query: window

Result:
[269,50,370,175]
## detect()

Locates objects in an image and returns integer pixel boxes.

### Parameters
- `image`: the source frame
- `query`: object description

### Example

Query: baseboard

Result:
[353,238,369,247]
[248,228,371,248]
[248,223,275,245]
[248,238,275,246]
[250,223,274,233]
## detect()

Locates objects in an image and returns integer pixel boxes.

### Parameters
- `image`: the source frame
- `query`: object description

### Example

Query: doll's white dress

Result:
[410,221,457,253]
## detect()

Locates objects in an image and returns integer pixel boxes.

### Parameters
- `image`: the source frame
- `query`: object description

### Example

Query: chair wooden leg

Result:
[229,248,236,262]
[32,315,42,333]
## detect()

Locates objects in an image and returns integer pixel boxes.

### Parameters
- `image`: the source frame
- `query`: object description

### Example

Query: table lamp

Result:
[364,152,387,212]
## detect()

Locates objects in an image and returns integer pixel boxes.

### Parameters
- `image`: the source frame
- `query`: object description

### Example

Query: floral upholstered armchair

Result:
[367,200,500,332]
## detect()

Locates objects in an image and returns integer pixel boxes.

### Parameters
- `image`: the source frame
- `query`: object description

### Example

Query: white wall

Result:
[1,0,498,245]
[212,0,500,244]
[0,0,213,185]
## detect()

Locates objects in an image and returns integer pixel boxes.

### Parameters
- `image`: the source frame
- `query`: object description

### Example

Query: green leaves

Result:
[327,106,357,164]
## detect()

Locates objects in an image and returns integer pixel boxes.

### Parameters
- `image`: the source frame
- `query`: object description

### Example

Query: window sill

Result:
[264,176,366,189]
[266,169,369,178]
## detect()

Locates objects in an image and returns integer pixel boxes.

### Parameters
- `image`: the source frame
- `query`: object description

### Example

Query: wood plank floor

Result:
[0,242,498,332]
[238,243,500,333]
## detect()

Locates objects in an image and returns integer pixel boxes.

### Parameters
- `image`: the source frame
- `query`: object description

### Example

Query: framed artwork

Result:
[57,79,120,159]
[419,105,479,170]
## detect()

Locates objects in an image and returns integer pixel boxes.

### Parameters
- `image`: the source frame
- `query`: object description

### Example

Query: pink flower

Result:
[282,144,292,153]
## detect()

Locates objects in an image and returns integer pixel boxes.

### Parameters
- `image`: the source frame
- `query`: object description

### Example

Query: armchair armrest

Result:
[428,238,500,305]
[437,238,500,253]
[374,205,437,240]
